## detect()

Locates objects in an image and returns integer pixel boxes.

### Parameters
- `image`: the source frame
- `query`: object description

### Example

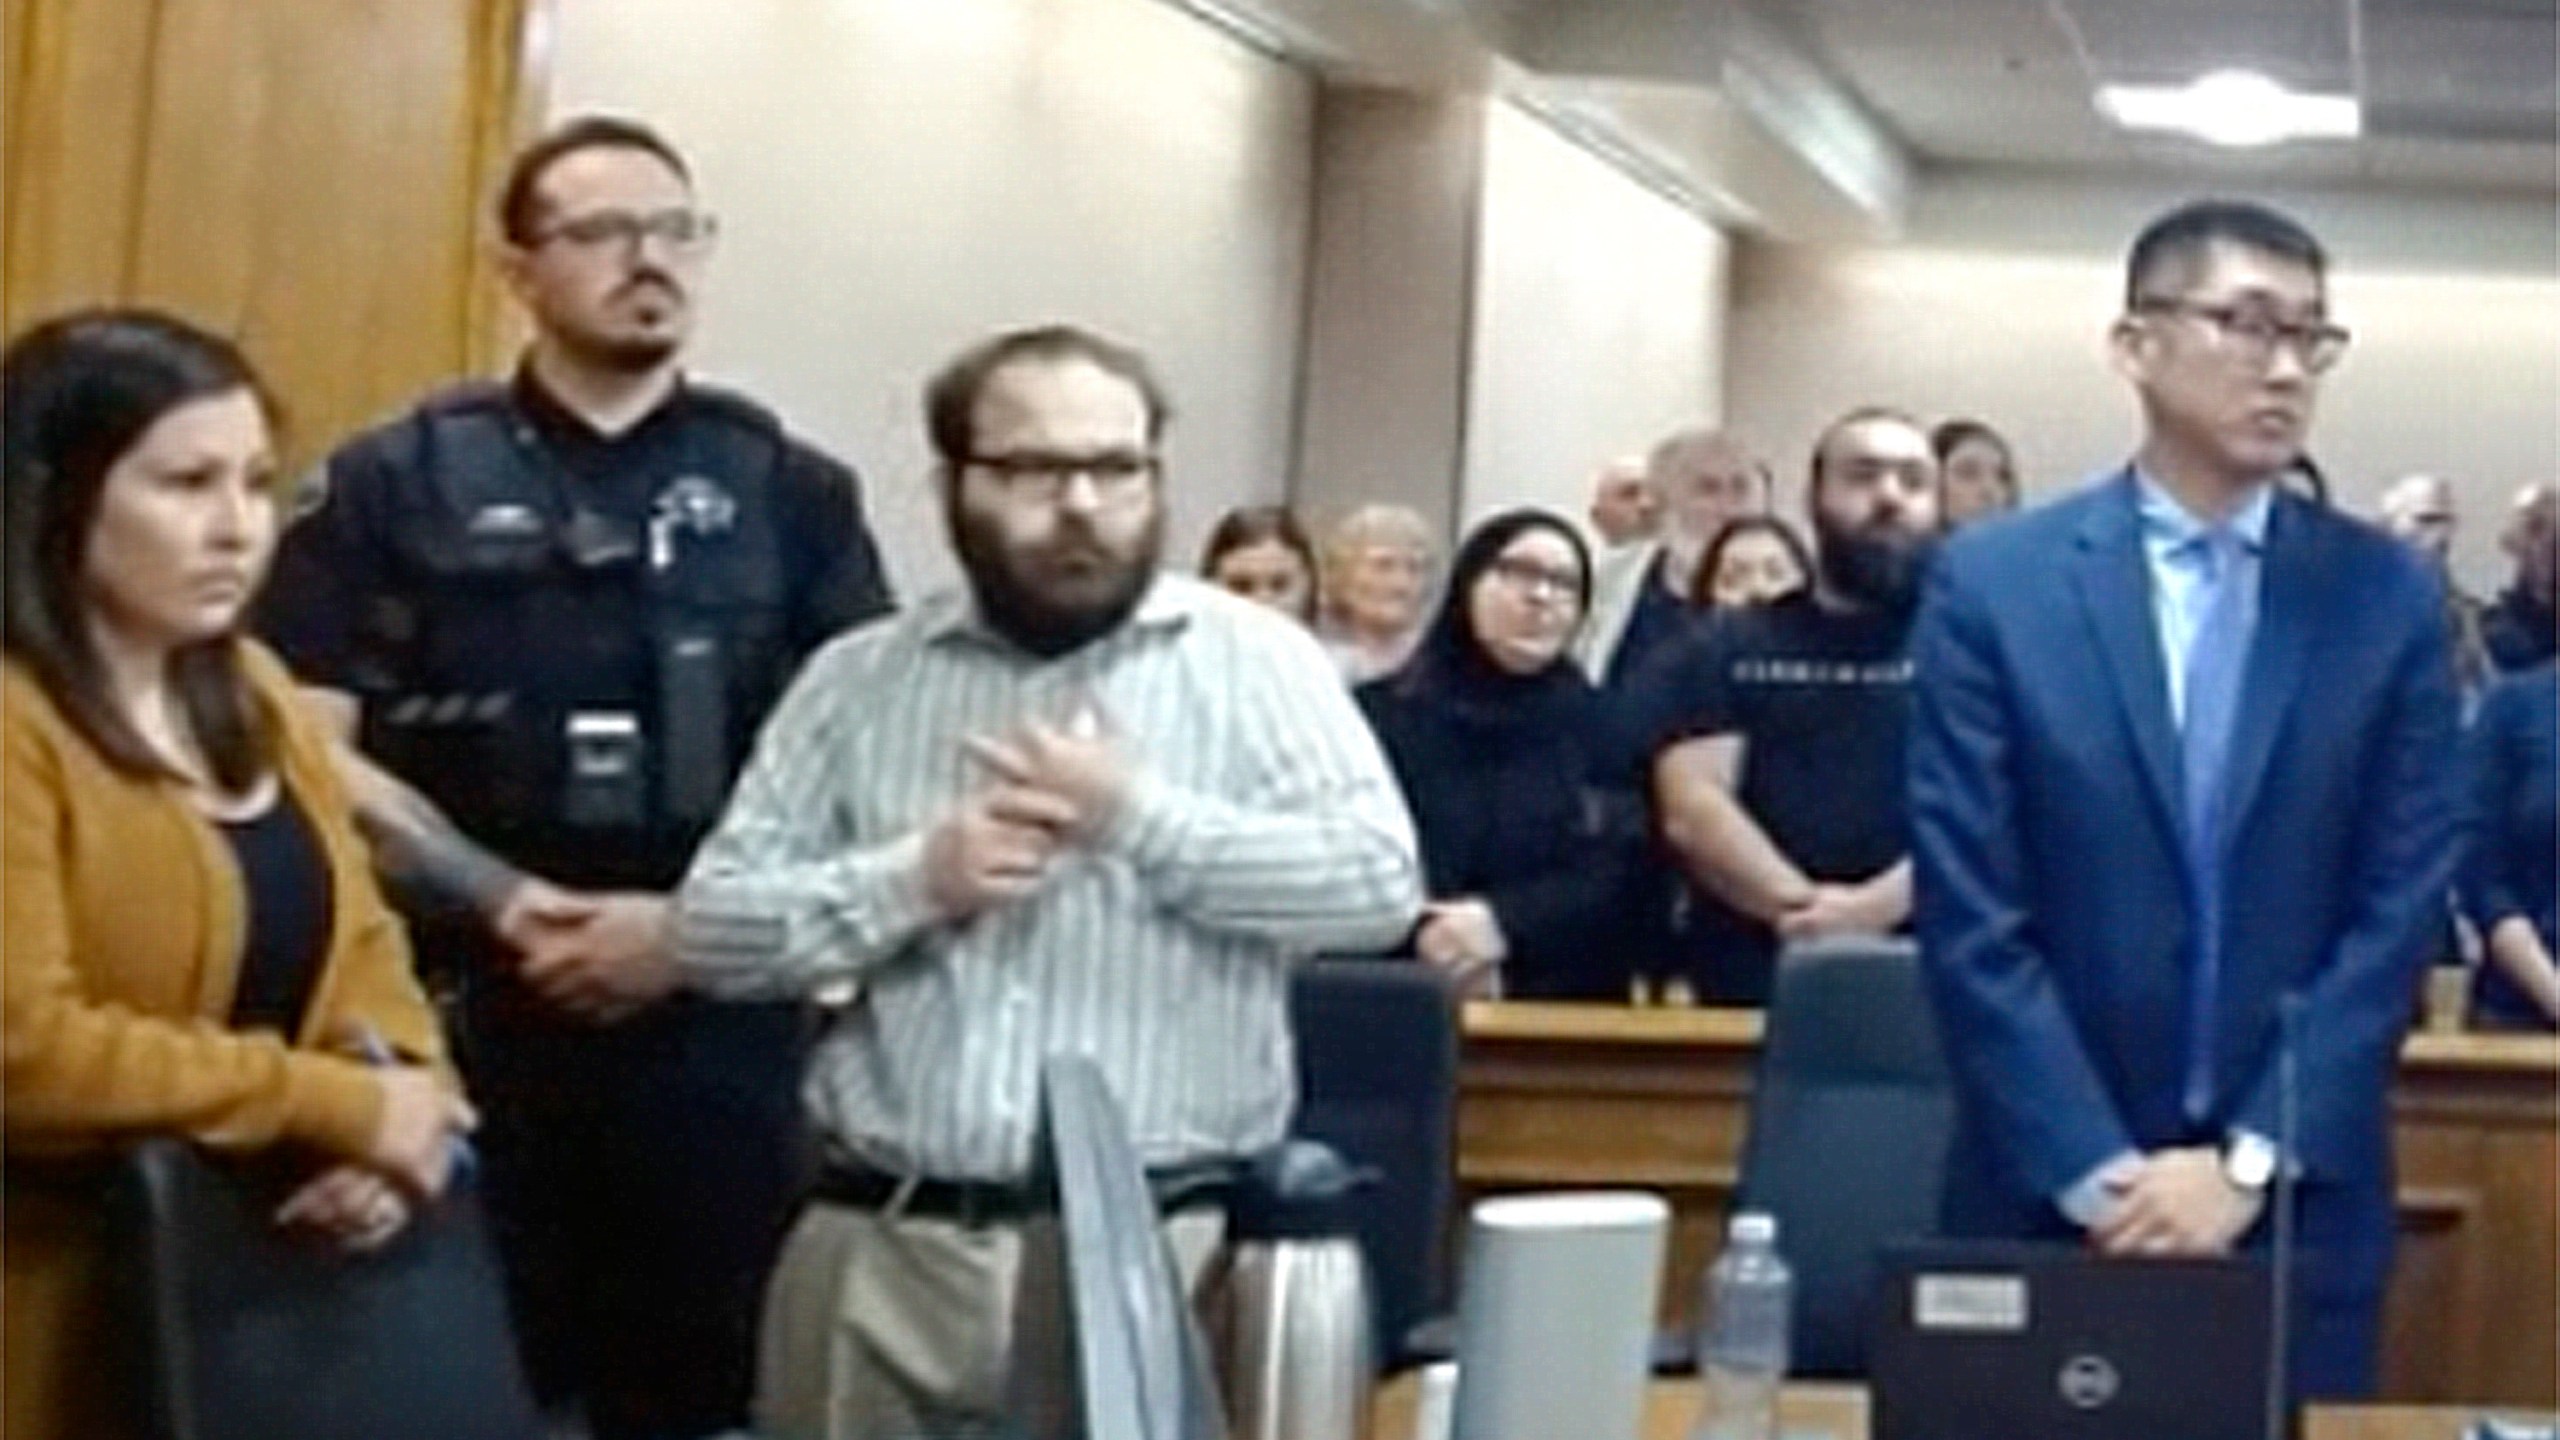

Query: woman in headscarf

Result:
[1355,508,1639,999]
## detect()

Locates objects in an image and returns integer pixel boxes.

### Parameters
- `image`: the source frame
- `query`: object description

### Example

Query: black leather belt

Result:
[810,1156,1239,1228]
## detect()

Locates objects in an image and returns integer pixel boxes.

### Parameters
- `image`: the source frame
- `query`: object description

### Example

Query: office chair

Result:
[1287,958,1461,1371]
[1731,935,1954,1378]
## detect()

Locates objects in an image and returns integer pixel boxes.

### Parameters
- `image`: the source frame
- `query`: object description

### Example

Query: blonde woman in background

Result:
[1319,503,1436,683]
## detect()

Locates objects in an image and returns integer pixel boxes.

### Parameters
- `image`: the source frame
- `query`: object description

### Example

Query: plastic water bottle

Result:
[1691,1211,1792,1440]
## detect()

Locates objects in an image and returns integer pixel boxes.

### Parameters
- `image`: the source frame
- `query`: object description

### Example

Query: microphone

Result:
[2262,991,2306,1440]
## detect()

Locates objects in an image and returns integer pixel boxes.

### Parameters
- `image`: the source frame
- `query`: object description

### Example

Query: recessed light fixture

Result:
[2095,68,2360,148]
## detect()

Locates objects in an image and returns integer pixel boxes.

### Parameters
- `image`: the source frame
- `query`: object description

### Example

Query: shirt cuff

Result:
[2057,1149,2143,1228]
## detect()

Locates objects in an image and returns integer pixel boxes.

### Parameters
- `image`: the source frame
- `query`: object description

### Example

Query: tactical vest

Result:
[350,383,797,881]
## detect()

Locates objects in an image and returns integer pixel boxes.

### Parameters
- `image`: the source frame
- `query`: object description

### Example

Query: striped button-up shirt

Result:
[676,573,1422,1181]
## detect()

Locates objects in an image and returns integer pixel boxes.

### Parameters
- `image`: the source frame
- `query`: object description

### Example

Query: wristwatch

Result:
[2222,1132,2278,1193]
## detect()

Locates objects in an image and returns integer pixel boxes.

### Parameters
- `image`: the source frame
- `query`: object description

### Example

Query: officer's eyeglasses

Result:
[2130,297,2350,373]
[964,451,1159,506]
[533,208,720,256]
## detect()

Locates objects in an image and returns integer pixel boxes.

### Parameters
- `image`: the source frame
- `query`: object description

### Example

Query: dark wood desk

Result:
[1371,1373,2555,1440]
[1453,1002,2560,1406]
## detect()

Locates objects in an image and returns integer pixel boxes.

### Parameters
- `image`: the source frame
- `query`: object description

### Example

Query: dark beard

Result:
[1816,516,1937,615]
[560,328,681,376]
[949,496,1163,659]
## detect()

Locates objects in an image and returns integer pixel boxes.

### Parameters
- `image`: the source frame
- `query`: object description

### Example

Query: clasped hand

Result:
[495,882,679,1024]
[2089,1147,2264,1257]
[927,713,1135,921]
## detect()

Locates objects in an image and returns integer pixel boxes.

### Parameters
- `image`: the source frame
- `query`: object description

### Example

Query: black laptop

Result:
[1869,1241,2276,1440]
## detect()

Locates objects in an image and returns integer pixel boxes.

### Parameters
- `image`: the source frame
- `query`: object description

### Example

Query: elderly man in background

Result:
[1576,426,1771,689]
[1588,453,1662,549]
[2375,472,2490,693]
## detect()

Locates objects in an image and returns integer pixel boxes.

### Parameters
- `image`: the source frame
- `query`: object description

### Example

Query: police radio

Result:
[652,475,743,827]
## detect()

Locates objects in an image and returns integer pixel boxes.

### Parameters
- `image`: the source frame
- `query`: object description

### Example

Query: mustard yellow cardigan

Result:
[4,640,452,1440]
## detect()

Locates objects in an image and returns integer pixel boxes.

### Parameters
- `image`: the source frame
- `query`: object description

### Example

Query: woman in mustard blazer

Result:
[3,310,474,1439]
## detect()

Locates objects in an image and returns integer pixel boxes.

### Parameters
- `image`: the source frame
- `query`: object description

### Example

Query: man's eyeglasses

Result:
[963,451,1158,505]
[2131,297,2351,374]
[533,208,720,255]
[1487,556,1581,603]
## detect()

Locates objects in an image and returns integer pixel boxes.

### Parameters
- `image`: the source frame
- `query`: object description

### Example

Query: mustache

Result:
[614,271,684,304]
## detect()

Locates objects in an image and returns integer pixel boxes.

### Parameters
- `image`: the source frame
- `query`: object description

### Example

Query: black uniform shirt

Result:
[257,367,893,886]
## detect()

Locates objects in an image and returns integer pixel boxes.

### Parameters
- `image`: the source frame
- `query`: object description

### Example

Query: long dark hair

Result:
[3,308,279,792]
[1690,514,1815,608]
[1199,505,1320,623]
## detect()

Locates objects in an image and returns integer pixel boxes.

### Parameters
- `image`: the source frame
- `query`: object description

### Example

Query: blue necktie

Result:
[2180,526,2256,1121]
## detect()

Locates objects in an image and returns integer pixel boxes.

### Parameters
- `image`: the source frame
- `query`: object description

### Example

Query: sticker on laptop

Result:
[1913,1273,2030,1332]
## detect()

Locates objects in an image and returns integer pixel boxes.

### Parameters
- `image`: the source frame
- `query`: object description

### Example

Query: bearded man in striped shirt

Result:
[640,324,1421,1440]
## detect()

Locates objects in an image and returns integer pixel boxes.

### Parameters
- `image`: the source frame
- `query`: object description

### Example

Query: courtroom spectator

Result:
[1201,504,1319,625]
[2481,482,2557,673]
[1321,502,1436,683]
[1690,515,1815,611]
[1358,508,1642,1001]
[3,310,470,1440]
[1623,407,1940,1005]
[1577,426,1771,688]
[1587,454,1661,549]
[2376,472,2491,694]
[2459,660,2558,1030]
[1932,418,2020,527]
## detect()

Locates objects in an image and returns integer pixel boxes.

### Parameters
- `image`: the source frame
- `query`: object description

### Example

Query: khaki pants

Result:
[754,1201,1225,1440]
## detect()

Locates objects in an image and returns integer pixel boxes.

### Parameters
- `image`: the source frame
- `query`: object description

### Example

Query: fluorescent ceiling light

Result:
[2096,69,2360,148]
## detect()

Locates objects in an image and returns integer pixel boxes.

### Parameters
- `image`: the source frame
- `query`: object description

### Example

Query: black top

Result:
[255,368,894,888]
[220,792,335,1037]
[2481,583,2557,675]
[1603,551,1698,690]
[2461,662,2557,1029]
[1612,592,1917,1002]
[1356,671,1643,1000]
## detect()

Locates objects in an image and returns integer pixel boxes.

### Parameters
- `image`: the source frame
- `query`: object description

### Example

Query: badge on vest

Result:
[650,475,738,571]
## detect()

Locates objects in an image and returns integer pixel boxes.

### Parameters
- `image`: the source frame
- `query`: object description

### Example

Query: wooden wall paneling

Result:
[3,0,162,332]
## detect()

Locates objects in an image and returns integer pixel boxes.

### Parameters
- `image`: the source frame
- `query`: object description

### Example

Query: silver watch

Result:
[2222,1132,2278,1193]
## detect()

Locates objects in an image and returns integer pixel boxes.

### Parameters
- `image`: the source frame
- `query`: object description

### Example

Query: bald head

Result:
[2503,482,2558,603]
[1589,455,1661,547]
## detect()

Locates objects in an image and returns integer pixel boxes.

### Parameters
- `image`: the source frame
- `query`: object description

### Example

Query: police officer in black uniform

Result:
[257,116,892,1440]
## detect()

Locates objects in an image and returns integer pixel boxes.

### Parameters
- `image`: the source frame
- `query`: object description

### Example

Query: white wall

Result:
[1460,99,1730,534]
[547,0,1317,596]
[1728,169,2559,592]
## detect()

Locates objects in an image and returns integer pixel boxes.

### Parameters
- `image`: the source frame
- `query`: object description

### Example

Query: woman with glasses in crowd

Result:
[1930,417,2020,527]
[1355,508,1640,999]
[3,310,472,1440]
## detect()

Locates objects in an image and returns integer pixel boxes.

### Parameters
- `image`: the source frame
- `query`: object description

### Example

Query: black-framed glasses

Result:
[1487,556,1581,603]
[963,451,1159,504]
[533,208,720,254]
[2132,297,2351,373]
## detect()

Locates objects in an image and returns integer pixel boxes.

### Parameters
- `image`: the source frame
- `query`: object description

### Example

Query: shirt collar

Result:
[921,570,1198,652]
[509,360,690,448]
[2133,466,2274,556]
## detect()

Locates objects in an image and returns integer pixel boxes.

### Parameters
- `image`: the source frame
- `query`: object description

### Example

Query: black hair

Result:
[497,114,693,245]
[924,324,1172,466]
[1388,507,1594,722]
[2124,199,2326,308]
[1807,405,1927,501]
[3,308,280,792]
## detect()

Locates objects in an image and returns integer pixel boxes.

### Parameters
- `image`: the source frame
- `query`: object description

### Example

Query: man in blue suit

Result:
[1909,199,2459,1401]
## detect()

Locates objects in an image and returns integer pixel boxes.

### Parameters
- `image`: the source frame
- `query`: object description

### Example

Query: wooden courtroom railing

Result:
[1453,1001,2560,1407]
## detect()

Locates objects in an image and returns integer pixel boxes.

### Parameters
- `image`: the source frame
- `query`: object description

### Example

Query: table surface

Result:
[1371,1373,2558,1440]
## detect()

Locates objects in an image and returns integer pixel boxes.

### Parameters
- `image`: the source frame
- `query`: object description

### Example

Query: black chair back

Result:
[1287,959,1460,1370]
[1732,937,1953,1378]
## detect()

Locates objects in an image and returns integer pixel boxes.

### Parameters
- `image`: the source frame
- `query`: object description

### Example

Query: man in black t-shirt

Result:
[1620,407,1941,1003]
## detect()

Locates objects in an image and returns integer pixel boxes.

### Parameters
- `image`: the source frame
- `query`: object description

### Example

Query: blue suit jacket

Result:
[1909,471,2459,1299]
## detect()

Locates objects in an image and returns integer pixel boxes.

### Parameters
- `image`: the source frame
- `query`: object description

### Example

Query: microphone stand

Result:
[2263,993,2304,1440]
